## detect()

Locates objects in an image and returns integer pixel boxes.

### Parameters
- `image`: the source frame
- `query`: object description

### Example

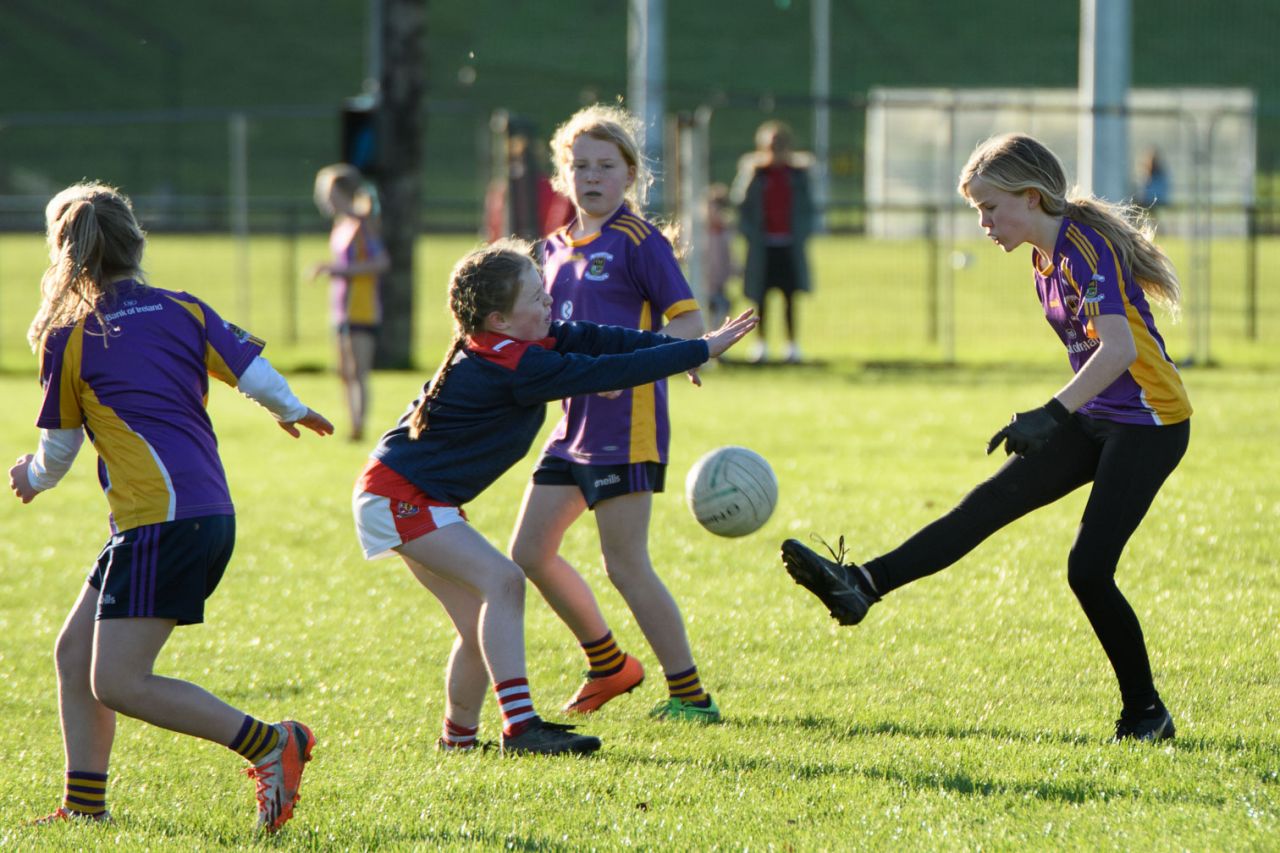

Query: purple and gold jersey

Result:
[329,217,384,330]
[1034,218,1191,425]
[542,205,700,464]
[35,281,265,532]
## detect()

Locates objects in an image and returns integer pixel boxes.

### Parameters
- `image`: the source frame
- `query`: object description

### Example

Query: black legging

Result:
[864,415,1190,711]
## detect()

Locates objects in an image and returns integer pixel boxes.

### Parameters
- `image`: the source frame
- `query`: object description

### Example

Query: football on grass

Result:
[685,446,778,537]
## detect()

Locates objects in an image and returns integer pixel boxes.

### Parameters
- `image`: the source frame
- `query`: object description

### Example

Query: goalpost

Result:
[865,86,1257,364]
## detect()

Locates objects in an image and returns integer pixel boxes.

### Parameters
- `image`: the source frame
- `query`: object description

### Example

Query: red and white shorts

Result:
[352,459,466,560]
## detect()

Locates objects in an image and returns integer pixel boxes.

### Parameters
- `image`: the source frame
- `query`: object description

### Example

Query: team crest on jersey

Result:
[1065,293,1081,314]
[585,251,613,281]
[395,501,420,519]
[559,300,574,321]
[223,320,256,344]
[1084,273,1105,303]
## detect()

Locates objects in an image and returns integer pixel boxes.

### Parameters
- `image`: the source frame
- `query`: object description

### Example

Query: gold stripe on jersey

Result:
[1065,224,1100,271]
[47,324,87,428]
[1098,230,1192,425]
[347,272,380,325]
[628,301,660,463]
[610,219,646,246]
[616,214,653,237]
[663,298,701,322]
[171,295,242,387]
[80,383,177,528]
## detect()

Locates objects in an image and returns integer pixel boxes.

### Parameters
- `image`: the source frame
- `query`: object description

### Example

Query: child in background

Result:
[732,121,815,364]
[311,163,390,441]
[10,182,333,832]
[352,239,756,754]
[704,183,736,324]
[508,104,723,724]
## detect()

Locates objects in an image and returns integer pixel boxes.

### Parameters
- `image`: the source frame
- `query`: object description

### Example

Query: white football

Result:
[685,446,778,537]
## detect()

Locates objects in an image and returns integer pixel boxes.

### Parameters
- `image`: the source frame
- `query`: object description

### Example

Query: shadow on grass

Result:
[217,682,309,703]
[620,733,1230,808]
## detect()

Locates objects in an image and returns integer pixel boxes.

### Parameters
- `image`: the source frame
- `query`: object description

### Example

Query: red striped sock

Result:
[441,718,478,750]
[494,677,539,737]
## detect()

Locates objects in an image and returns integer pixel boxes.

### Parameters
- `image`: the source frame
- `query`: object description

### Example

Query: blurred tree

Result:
[375,0,426,369]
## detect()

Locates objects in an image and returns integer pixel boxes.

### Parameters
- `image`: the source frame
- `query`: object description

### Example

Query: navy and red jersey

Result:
[368,321,708,507]
[1033,218,1191,425]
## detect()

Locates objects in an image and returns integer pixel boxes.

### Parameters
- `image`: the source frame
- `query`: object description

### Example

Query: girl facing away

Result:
[9,183,334,831]
[351,239,756,754]
[507,104,724,724]
[780,133,1191,742]
[311,163,390,442]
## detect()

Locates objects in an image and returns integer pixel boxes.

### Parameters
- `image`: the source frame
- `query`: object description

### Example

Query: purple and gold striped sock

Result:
[228,715,281,764]
[582,631,625,678]
[64,771,108,817]
[665,666,710,706]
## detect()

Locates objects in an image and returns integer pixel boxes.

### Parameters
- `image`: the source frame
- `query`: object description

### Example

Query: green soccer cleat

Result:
[649,694,722,724]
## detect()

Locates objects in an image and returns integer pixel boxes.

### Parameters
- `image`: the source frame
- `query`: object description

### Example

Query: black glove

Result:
[986,398,1071,456]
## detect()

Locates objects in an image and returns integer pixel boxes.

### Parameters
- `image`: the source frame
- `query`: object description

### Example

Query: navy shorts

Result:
[87,515,235,625]
[532,454,665,510]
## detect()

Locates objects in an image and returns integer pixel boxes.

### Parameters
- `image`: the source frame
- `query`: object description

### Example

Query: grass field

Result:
[1,237,1278,849]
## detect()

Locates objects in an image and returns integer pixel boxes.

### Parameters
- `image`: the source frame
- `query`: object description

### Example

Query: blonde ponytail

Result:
[29,183,146,351]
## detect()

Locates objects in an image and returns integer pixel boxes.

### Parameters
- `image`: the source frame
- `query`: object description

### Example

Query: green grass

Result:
[3,232,1279,372]
[0,237,1278,849]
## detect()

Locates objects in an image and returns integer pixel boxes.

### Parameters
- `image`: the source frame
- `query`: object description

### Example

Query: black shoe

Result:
[501,718,602,756]
[1114,705,1176,742]
[780,536,880,626]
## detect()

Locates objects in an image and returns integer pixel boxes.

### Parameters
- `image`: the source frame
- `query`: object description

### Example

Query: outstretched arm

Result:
[236,356,335,438]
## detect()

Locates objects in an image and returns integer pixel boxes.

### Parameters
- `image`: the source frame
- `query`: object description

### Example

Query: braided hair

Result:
[407,238,536,439]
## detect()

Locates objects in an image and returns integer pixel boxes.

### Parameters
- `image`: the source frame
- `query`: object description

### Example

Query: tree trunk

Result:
[374,0,425,369]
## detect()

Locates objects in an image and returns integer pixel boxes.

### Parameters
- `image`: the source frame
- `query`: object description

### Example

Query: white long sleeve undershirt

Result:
[27,428,85,492]
[236,355,308,422]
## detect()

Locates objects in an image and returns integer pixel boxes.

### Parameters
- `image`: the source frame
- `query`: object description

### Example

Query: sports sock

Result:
[441,718,478,749]
[665,666,710,706]
[228,715,282,764]
[581,630,625,678]
[64,771,108,817]
[494,677,539,737]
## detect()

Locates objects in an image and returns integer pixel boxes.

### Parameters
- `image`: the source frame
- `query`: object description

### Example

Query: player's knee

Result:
[1066,548,1116,597]
[89,664,137,713]
[602,555,658,592]
[507,537,541,574]
[53,626,92,683]
[484,562,527,606]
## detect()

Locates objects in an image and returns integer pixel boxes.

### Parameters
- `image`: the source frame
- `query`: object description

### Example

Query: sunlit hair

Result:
[958,133,1180,315]
[407,238,536,439]
[755,120,793,154]
[28,182,147,352]
[314,163,375,218]
[549,103,651,212]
